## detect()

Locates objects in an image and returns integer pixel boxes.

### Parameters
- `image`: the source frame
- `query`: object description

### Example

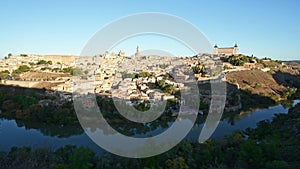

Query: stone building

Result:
[214,44,238,56]
[135,46,140,58]
[37,55,79,65]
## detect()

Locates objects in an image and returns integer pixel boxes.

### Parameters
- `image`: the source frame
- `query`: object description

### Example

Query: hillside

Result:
[20,72,70,81]
[226,69,300,102]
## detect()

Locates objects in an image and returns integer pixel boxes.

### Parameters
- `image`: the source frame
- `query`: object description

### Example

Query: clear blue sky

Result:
[0,0,299,60]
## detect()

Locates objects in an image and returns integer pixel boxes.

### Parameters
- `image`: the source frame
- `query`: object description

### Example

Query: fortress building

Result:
[214,44,238,56]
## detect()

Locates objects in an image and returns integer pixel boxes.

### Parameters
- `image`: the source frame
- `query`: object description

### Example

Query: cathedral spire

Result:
[135,45,140,57]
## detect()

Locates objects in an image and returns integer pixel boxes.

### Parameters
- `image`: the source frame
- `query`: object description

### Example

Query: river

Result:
[0,100,299,154]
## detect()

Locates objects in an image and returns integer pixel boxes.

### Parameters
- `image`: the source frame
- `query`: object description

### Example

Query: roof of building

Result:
[214,43,238,49]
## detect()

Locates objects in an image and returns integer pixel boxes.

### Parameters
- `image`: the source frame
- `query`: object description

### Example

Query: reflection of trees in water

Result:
[281,100,294,109]
[14,120,84,138]
[11,91,270,138]
[75,95,204,137]
[97,97,177,137]
[75,95,209,137]
[225,114,241,125]
[10,97,283,139]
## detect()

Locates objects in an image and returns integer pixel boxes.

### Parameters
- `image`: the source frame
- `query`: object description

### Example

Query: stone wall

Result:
[38,55,79,65]
[0,80,41,88]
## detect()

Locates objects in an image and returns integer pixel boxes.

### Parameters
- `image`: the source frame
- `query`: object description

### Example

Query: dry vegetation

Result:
[20,72,70,81]
[226,69,299,102]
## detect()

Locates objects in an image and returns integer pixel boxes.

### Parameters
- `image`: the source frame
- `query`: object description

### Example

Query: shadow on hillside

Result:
[220,82,277,124]
[0,84,81,138]
[0,81,283,136]
[272,71,300,98]
[199,82,277,112]
[0,84,176,138]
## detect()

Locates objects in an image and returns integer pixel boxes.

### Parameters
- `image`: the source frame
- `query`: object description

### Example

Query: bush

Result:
[159,64,169,69]
[282,87,297,99]
[55,146,94,169]
[13,93,37,109]
[52,68,60,72]
[134,103,150,111]
[137,72,151,78]
[222,55,253,66]
[121,71,136,79]
[72,68,83,76]
[0,70,10,80]
[37,60,52,65]
[165,157,188,169]
[13,65,30,74]
[239,140,265,168]
[265,160,292,169]
[61,67,71,73]
[40,67,51,71]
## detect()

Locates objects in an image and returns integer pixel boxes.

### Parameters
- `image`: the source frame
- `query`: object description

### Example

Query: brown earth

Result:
[284,60,300,70]
[226,70,287,101]
[20,72,70,81]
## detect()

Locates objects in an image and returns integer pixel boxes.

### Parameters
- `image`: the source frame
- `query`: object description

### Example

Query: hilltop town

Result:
[0,45,299,111]
[0,47,222,103]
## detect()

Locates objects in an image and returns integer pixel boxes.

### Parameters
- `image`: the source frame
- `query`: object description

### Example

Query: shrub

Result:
[137,71,151,78]
[13,65,30,74]
[37,60,52,65]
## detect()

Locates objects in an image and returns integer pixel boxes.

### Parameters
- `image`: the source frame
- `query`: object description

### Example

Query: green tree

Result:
[13,94,37,109]
[165,157,188,169]
[239,140,265,168]
[72,68,83,76]
[0,93,6,106]
[69,147,94,169]
[138,71,151,78]
[159,64,169,69]
[47,60,52,65]
[134,103,150,112]
[55,145,98,169]
[0,70,10,80]
[13,65,30,74]
[121,71,136,79]
[192,63,205,74]
[62,67,74,74]
[163,84,176,95]
[37,60,49,65]
[265,160,293,169]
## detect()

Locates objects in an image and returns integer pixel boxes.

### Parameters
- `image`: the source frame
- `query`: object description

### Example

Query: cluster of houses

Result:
[74,53,190,105]
[112,75,179,104]
[0,54,77,73]
[0,51,226,104]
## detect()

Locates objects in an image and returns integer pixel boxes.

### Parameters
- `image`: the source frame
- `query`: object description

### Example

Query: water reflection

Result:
[15,120,84,138]
[0,100,299,153]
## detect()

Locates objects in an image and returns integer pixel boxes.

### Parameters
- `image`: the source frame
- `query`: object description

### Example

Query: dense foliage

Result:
[222,54,257,66]
[61,67,83,76]
[0,70,10,80]
[152,80,177,95]
[0,92,77,125]
[1,102,300,169]
[13,65,30,74]
[0,145,94,169]
[37,60,52,65]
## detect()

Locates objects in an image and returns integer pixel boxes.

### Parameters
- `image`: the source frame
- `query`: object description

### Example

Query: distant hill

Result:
[284,60,300,69]
[286,60,300,63]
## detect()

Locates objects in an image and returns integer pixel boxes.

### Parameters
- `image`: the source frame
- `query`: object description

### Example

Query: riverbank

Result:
[1,102,300,169]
